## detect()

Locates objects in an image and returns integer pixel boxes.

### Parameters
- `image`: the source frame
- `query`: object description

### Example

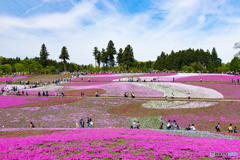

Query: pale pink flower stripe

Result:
[0,129,239,159]
[0,96,52,108]
[0,75,32,82]
[72,76,126,82]
[0,84,6,88]
[186,83,240,99]
[65,82,164,97]
[140,73,177,77]
[177,74,240,82]
[63,82,110,86]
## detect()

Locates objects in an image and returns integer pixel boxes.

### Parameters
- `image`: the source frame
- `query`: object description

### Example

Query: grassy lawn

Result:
[0,130,63,137]
[23,74,74,83]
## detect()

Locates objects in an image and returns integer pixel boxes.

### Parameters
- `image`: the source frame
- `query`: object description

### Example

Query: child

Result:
[234,127,237,133]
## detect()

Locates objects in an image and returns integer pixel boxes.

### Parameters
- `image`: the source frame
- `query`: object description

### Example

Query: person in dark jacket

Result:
[80,119,85,128]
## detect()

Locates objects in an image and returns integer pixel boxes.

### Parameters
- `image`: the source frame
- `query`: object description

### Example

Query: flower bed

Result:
[7,90,56,96]
[0,99,139,128]
[142,101,218,109]
[0,128,239,159]
[177,74,240,82]
[0,96,52,108]
[163,102,240,132]
[64,82,164,97]
[131,82,223,99]
[72,76,128,82]
[0,75,32,82]
[185,83,240,99]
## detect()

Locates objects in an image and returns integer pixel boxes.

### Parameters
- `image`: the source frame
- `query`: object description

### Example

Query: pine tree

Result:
[93,47,99,69]
[59,46,70,72]
[106,40,116,70]
[123,45,134,70]
[39,43,49,68]
[117,48,124,66]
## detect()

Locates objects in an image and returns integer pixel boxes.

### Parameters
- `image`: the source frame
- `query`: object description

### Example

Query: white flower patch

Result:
[25,85,64,91]
[142,101,188,109]
[130,82,186,97]
[142,101,218,109]
[132,82,223,99]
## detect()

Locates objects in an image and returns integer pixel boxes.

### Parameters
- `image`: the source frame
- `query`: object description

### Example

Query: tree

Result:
[39,43,49,68]
[0,64,12,74]
[181,65,194,72]
[234,42,240,49]
[106,40,117,70]
[117,48,124,66]
[21,59,42,74]
[211,47,221,68]
[230,56,240,72]
[123,45,135,70]
[100,48,108,71]
[14,63,25,72]
[93,47,99,69]
[96,51,101,70]
[59,46,70,72]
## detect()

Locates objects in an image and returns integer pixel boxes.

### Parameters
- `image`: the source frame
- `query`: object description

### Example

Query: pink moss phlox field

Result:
[186,83,240,99]
[164,102,240,128]
[0,96,52,108]
[0,75,32,82]
[72,76,125,82]
[139,73,177,77]
[0,129,238,159]
[177,74,240,82]
[64,82,164,97]
[63,82,110,86]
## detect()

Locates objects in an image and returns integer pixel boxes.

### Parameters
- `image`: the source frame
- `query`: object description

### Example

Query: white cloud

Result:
[0,0,240,65]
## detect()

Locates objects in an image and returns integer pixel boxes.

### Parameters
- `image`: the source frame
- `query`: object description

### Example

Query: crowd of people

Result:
[216,123,238,133]
[77,118,94,128]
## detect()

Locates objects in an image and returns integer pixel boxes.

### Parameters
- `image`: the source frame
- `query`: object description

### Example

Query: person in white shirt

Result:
[90,118,93,128]
[188,92,191,99]
[190,124,196,131]
[133,120,137,129]
[131,92,135,98]
[171,93,174,99]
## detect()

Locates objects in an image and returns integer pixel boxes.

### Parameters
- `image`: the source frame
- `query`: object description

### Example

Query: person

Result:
[30,122,35,128]
[61,91,64,97]
[38,91,40,97]
[238,79,240,83]
[130,125,133,129]
[133,120,137,129]
[234,126,237,133]
[229,124,233,133]
[173,120,176,130]
[166,120,171,130]
[137,121,140,129]
[131,92,135,98]
[232,79,234,83]
[216,123,220,132]
[90,118,93,128]
[159,118,163,129]
[26,91,28,96]
[188,92,191,99]
[171,93,174,99]
[185,125,191,130]
[96,91,99,97]
[76,122,79,128]
[190,124,196,131]
[80,119,85,128]
[173,77,175,82]
[87,117,90,128]
[22,91,24,95]
[200,78,202,82]
[176,124,180,130]
[81,91,83,97]
[46,91,49,97]
[88,78,90,82]
[165,96,168,100]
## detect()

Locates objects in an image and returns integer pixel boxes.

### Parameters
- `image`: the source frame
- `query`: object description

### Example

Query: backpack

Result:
[215,126,218,129]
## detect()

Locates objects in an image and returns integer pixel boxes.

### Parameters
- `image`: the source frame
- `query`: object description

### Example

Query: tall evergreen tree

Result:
[96,51,101,70]
[123,45,134,70]
[93,47,99,68]
[100,48,108,71]
[117,48,124,66]
[59,46,70,72]
[106,40,116,70]
[39,43,49,68]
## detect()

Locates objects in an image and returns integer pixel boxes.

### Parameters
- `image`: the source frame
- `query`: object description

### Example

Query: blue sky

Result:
[0,0,240,64]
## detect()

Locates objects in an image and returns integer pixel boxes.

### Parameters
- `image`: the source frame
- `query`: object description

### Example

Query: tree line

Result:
[0,40,240,74]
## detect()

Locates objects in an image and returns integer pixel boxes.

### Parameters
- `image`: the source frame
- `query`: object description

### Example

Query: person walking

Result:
[200,78,202,82]
[137,121,140,129]
[171,93,174,99]
[61,91,64,97]
[216,123,220,132]
[76,122,79,128]
[133,120,137,129]
[38,91,40,97]
[26,91,28,96]
[228,124,233,133]
[90,118,93,128]
[87,117,90,128]
[160,118,163,129]
[46,91,49,97]
[80,119,85,128]
[234,126,237,133]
